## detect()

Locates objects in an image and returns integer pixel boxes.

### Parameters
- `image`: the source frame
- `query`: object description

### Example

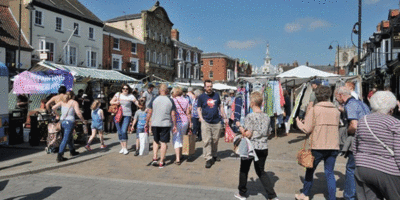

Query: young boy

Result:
[131,99,147,156]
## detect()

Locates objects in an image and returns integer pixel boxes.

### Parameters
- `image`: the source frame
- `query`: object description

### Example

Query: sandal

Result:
[174,161,181,165]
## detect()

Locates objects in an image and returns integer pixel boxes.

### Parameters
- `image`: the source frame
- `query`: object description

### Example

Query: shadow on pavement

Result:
[299,170,345,199]
[288,135,308,144]
[0,147,43,162]
[186,147,203,162]
[247,171,279,198]
[0,161,32,171]
[4,186,62,200]
[0,180,9,192]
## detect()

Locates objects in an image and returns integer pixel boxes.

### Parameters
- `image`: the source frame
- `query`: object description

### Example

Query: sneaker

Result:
[205,159,213,168]
[134,151,139,156]
[84,145,92,151]
[213,156,221,162]
[123,148,129,155]
[119,149,124,154]
[234,193,246,200]
[151,159,158,166]
[159,162,165,169]
[100,144,107,149]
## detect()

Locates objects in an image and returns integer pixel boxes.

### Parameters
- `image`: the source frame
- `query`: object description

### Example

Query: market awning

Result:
[13,70,74,94]
[31,61,138,82]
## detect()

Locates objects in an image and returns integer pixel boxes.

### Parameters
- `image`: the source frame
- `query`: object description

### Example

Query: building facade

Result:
[9,0,104,68]
[201,52,239,85]
[103,25,146,79]
[171,29,202,83]
[105,1,174,81]
[0,1,32,75]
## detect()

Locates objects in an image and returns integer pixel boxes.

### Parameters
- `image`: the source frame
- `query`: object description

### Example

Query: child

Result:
[131,98,147,156]
[85,100,106,150]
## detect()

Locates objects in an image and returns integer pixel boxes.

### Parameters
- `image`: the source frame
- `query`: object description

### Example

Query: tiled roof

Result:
[0,4,32,50]
[0,0,8,6]
[105,13,142,23]
[103,25,141,41]
[32,0,103,26]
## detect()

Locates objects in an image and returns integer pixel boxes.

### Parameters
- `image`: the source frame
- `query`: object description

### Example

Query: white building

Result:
[10,0,104,68]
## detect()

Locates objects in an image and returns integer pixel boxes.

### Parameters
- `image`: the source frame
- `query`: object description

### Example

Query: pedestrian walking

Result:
[335,86,370,200]
[146,84,177,168]
[46,86,67,115]
[234,91,279,200]
[197,80,228,169]
[131,98,147,156]
[192,89,203,142]
[172,87,191,165]
[295,86,340,200]
[52,91,87,162]
[353,91,400,200]
[85,100,106,151]
[110,84,139,155]
[142,83,154,109]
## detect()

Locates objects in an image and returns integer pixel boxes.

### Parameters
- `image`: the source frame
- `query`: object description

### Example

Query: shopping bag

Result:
[139,133,149,156]
[182,134,196,155]
[224,124,235,143]
[114,106,123,123]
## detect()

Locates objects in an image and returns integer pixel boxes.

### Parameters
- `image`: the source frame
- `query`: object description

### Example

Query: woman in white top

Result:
[110,84,139,155]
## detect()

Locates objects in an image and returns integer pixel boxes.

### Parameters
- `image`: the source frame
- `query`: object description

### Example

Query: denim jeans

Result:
[344,152,356,200]
[191,117,201,140]
[302,150,339,200]
[58,120,75,155]
[115,116,131,141]
[238,149,277,199]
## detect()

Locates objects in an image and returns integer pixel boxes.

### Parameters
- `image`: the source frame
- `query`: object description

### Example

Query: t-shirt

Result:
[197,92,221,124]
[149,95,176,127]
[115,92,137,116]
[142,90,154,108]
[134,109,147,133]
[243,112,270,150]
[345,97,370,123]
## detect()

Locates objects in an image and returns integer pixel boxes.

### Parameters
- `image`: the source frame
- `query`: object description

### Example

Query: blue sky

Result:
[80,0,399,68]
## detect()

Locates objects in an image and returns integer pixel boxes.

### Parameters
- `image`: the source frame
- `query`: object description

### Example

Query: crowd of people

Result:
[16,78,400,200]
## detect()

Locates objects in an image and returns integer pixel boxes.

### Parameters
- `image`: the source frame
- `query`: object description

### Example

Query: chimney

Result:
[171,29,179,41]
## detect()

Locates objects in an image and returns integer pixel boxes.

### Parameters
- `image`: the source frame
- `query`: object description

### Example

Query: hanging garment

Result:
[289,83,307,124]
[264,83,274,117]
[272,81,284,115]
[300,83,313,112]
[279,81,285,107]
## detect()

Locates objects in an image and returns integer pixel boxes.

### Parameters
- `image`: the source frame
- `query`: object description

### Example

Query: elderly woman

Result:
[353,91,400,200]
[295,86,340,200]
[192,89,203,142]
[172,87,191,165]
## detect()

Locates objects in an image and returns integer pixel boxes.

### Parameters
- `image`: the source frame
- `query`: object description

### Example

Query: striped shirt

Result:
[353,113,400,176]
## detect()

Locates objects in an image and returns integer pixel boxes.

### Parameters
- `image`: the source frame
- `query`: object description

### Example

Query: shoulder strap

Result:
[364,116,394,156]
[175,98,187,118]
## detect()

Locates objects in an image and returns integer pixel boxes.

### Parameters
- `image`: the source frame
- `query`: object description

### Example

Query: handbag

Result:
[297,137,314,168]
[108,93,120,114]
[114,106,123,123]
[225,124,235,143]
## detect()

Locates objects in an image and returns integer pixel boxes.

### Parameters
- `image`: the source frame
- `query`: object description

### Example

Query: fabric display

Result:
[289,83,307,124]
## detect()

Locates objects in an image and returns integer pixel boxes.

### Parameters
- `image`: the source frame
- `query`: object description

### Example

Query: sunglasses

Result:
[122,88,129,90]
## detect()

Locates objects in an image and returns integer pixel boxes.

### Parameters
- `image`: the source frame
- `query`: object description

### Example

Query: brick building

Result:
[103,25,146,79]
[105,1,175,81]
[171,29,203,84]
[201,52,239,85]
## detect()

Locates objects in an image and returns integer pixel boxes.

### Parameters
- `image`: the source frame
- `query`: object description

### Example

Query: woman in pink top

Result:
[172,87,191,165]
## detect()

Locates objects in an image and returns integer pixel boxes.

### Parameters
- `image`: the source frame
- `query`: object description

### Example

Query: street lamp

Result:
[329,41,340,74]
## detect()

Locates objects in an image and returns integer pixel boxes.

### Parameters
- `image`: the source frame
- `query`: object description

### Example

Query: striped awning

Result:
[32,61,138,82]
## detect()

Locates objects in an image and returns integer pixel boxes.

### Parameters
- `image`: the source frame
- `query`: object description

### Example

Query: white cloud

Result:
[364,0,380,5]
[226,40,257,50]
[285,17,331,33]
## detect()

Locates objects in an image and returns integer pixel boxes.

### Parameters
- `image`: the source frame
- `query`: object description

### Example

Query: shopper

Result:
[142,83,154,108]
[345,81,360,100]
[52,91,87,162]
[197,80,228,168]
[295,86,340,200]
[85,100,106,150]
[172,87,191,165]
[46,86,67,114]
[131,98,147,156]
[192,89,203,142]
[109,84,139,155]
[353,91,400,200]
[234,91,279,200]
[335,86,370,200]
[146,84,177,168]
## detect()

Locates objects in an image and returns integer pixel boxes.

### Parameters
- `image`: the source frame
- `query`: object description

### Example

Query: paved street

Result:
[0,131,346,199]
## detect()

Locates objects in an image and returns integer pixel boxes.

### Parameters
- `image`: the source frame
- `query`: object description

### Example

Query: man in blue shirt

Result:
[197,80,228,168]
[335,86,370,200]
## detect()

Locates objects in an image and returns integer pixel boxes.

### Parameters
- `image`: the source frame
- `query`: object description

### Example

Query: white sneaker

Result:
[119,149,124,154]
[123,148,129,155]
[234,193,246,200]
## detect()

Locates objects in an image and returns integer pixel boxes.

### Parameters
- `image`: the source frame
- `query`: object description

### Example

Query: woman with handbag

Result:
[109,84,139,155]
[172,87,191,165]
[353,91,400,200]
[295,86,340,200]
[52,91,87,162]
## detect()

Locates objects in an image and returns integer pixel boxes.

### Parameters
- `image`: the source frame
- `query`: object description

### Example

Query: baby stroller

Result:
[45,117,63,154]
